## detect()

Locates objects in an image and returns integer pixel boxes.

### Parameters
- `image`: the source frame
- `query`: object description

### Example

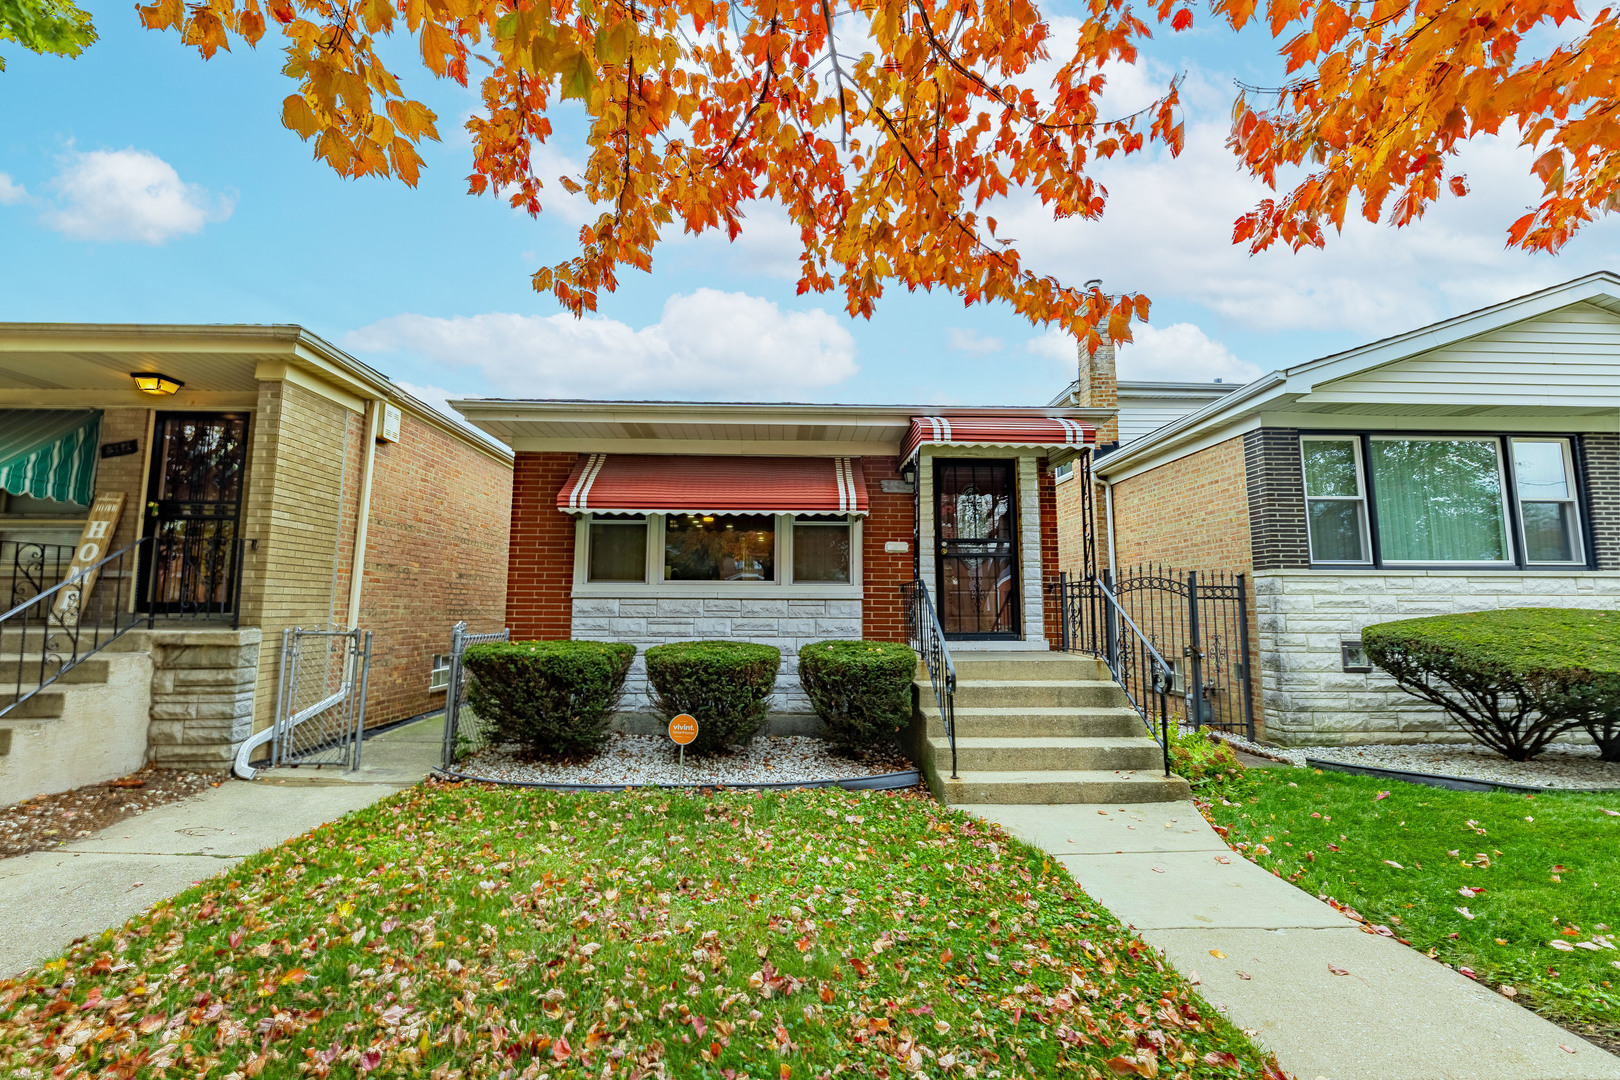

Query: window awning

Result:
[558,454,869,516]
[0,409,100,505]
[900,415,1096,462]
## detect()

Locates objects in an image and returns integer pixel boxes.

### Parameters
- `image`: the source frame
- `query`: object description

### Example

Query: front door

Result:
[137,413,249,615]
[934,458,1018,638]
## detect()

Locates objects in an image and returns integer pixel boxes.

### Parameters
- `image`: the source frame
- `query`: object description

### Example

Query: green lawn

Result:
[1202,768,1620,1040]
[0,782,1281,1079]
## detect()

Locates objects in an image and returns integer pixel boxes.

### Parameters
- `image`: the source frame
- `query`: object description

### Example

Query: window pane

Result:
[588,520,647,582]
[1307,500,1367,562]
[1370,439,1508,561]
[793,522,851,582]
[1521,501,1578,562]
[1302,440,1360,497]
[1513,440,1570,499]
[665,514,775,581]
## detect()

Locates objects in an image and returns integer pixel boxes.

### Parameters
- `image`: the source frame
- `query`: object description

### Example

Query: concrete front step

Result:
[920,704,1148,739]
[951,679,1130,709]
[0,657,111,686]
[931,735,1165,772]
[945,651,1111,681]
[939,768,1190,805]
[0,690,65,719]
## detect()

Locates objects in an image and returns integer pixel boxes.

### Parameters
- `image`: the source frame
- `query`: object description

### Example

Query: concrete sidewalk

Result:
[0,716,440,976]
[965,801,1620,1080]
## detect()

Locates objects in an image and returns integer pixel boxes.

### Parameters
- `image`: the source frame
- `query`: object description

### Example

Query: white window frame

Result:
[584,513,652,584]
[1367,434,1517,567]
[1508,437,1585,566]
[429,654,451,691]
[1300,435,1372,566]
[572,512,863,597]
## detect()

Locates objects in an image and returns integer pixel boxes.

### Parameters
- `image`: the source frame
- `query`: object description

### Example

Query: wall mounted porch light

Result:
[130,372,184,396]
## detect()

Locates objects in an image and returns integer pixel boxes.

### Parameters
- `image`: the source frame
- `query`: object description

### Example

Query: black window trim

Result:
[1299,429,1596,571]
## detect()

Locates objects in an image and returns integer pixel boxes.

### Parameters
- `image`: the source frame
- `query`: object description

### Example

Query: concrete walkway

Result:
[0,716,440,976]
[964,801,1620,1080]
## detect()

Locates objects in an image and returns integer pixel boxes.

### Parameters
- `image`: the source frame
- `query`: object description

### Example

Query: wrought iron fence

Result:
[141,534,247,626]
[441,621,512,769]
[901,579,957,778]
[1057,565,1255,740]
[1,539,147,719]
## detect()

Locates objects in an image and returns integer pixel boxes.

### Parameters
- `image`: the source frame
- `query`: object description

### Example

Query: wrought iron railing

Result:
[1056,572,1173,776]
[142,534,247,626]
[1056,565,1255,740]
[0,539,147,719]
[4,542,75,613]
[902,578,958,779]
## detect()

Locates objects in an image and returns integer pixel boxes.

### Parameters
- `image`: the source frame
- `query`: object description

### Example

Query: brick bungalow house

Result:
[447,399,1105,717]
[1062,273,1620,746]
[0,324,511,801]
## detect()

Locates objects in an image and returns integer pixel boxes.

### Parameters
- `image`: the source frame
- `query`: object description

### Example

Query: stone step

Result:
[0,689,66,720]
[919,704,1149,739]
[941,651,1111,682]
[950,679,1130,709]
[931,735,1165,772]
[0,657,111,686]
[937,769,1190,805]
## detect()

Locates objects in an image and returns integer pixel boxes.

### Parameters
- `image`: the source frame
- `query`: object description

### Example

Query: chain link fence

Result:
[272,626,372,768]
[441,621,510,769]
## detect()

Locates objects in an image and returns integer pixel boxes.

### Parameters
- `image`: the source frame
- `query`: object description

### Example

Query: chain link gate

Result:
[271,626,372,768]
[441,621,510,769]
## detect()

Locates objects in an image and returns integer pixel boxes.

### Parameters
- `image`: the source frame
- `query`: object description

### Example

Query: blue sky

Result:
[2,0,1616,412]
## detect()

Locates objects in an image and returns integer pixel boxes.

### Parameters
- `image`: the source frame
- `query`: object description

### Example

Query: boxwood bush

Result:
[797,640,918,752]
[1361,608,1620,761]
[644,640,780,754]
[461,640,636,758]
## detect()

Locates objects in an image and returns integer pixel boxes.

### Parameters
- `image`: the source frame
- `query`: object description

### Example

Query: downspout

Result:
[346,400,381,627]
[1103,474,1117,577]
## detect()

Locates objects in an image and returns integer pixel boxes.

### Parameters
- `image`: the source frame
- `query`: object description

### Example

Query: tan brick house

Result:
[0,325,511,800]
[1064,274,1620,747]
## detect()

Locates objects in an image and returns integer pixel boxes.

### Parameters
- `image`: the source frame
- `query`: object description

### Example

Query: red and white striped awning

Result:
[900,415,1096,461]
[557,454,869,516]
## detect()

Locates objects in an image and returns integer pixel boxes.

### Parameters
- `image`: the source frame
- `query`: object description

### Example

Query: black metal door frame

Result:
[933,457,1020,640]
[136,411,250,615]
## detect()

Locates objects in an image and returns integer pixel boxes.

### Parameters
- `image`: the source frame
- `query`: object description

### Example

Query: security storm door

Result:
[137,412,249,615]
[934,458,1018,638]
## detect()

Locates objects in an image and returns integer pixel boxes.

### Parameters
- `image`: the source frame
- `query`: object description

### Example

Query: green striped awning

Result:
[0,410,101,506]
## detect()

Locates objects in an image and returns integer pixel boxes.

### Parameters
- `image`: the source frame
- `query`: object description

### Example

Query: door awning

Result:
[558,454,870,516]
[0,409,100,505]
[901,415,1096,462]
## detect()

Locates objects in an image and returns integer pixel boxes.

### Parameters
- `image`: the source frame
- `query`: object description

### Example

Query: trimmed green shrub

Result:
[644,640,780,754]
[461,640,636,757]
[1362,608,1620,761]
[797,640,918,752]
[1168,727,1255,800]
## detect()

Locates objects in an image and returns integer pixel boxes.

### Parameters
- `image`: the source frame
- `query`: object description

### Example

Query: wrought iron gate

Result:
[271,626,372,768]
[1057,565,1255,740]
[441,621,510,769]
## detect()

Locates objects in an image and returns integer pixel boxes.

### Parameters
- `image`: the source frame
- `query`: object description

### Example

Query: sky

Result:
[1,1,1617,415]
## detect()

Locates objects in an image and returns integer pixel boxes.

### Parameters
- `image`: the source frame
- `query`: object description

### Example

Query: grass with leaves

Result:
[0,781,1283,1079]
[1202,767,1620,1043]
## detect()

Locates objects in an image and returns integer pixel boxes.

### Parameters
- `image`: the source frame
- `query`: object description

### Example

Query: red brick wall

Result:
[1110,435,1253,573]
[506,452,580,640]
[860,455,914,642]
[1038,458,1061,647]
[357,411,513,725]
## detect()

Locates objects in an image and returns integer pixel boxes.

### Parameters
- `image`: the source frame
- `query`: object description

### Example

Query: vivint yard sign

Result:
[52,493,126,628]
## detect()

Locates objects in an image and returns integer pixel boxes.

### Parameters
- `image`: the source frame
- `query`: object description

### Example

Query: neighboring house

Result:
[1051,378,1241,447]
[0,325,511,801]
[448,399,1104,717]
[1068,274,1620,746]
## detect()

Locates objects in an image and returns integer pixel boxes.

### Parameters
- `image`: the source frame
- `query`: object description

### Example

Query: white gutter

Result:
[346,400,381,626]
[1103,474,1117,576]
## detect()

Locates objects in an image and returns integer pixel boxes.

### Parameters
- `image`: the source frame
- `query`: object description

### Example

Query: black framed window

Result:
[1300,432,1591,569]
[587,514,649,582]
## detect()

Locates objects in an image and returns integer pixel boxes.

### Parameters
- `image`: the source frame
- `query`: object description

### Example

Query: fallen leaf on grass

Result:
[1374,790,1390,801]
[1458,886,1481,898]
[1550,941,1576,951]
[1327,965,1350,976]
[1202,1051,1240,1067]
[1602,809,1619,816]
[1104,1055,1155,1076]
[1383,860,1403,869]
[1500,985,1517,998]
[1456,907,1476,920]
[1459,966,1477,979]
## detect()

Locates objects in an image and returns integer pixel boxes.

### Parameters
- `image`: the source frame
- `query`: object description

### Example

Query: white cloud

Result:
[0,173,26,205]
[43,149,233,244]
[1115,322,1263,383]
[345,288,859,401]
[946,328,1004,354]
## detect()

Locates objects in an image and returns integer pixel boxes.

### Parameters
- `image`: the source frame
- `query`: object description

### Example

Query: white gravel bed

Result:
[1210,729,1619,790]
[454,733,914,787]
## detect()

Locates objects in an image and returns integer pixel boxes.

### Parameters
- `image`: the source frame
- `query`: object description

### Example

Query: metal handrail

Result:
[1089,574,1173,777]
[903,579,958,779]
[1,538,148,719]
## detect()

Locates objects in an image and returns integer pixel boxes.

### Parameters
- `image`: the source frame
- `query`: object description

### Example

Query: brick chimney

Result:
[1074,339,1119,447]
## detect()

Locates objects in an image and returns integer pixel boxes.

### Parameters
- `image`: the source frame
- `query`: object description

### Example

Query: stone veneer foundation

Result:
[570,596,863,715]
[1256,570,1620,746]
[145,628,263,769]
